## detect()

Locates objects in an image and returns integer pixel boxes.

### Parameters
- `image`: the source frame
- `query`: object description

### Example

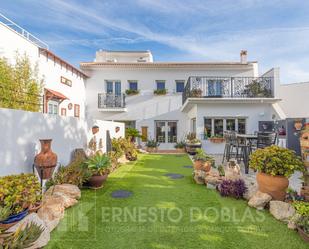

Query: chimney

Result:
[240,50,247,64]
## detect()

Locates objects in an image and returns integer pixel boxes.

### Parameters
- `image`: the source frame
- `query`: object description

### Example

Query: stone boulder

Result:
[269,201,295,222]
[7,213,50,249]
[46,184,81,200]
[37,196,65,232]
[44,184,80,209]
[194,175,205,185]
[243,178,258,201]
[205,172,223,186]
[248,191,272,210]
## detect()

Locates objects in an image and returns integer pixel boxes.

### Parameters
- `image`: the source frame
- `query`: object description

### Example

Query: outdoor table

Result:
[236,134,257,174]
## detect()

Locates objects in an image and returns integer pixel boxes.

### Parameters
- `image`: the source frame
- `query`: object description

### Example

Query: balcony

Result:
[182,76,274,104]
[98,93,127,112]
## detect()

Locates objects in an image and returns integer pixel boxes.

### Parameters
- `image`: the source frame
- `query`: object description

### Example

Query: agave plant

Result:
[85,154,111,176]
[0,205,12,222]
[1,222,44,249]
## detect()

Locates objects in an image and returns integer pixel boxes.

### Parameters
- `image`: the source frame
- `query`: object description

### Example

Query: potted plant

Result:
[185,132,202,155]
[125,127,141,142]
[125,89,140,96]
[209,135,225,143]
[249,145,305,201]
[174,141,186,153]
[153,89,167,95]
[0,174,42,228]
[193,149,214,172]
[292,201,309,243]
[85,154,111,189]
[145,139,160,153]
[190,88,202,97]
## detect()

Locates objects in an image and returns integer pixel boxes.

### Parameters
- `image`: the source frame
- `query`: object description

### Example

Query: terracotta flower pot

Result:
[256,172,289,201]
[89,173,108,189]
[34,139,57,179]
[194,160,212,172]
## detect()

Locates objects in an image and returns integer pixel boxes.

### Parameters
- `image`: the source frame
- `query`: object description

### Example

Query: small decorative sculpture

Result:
[225,159,241,180]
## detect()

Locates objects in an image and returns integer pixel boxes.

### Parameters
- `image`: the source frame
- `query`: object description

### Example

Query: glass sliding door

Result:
[155,121,177,143]
[167,122,177,143]
[156,121,166,143]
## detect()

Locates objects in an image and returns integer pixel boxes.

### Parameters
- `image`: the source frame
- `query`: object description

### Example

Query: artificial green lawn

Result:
[47,154,308,249]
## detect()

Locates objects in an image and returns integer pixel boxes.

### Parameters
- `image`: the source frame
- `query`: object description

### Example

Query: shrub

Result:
[193,149,214,164]
[153,89,167,95]
[217,165,225,177]
[125,89,139,95]
[249,145,304,178]
[219,179,247,199]
[112,137,138,161]
[190,88,202,97]
[0,174,41,214]
[46,157,91,189]
[145,139,160,148]
[186,132,201,144]
[292,201,309,234]
[85,154,111,176]
[111,138,125,158]
[293,201,309,217]
[125,127,141,141]
[174,141,185,149]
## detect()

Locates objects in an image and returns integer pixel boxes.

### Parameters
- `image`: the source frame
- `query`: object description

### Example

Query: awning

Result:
[45,88,69,101]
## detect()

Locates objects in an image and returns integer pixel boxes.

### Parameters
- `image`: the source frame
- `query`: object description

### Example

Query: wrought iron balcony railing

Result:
[98,93,126,109]
[182,76,274,104]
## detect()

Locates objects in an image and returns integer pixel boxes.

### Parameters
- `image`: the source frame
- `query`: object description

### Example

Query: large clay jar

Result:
[34,139,57,179]
[256,172,289,201]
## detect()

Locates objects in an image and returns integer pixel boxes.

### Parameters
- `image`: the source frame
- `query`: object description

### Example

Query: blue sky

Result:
[1,0,309,83]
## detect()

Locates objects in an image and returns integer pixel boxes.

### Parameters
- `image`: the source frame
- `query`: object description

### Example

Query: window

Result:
[226,119,236,131]
[141,127,148,142]
[106,80,121,95]
[74,104,80,118]
[238,118,246,134]
[176,80,185,93]
[204,117,247,137]
[47,100,58,115]
[204,118,212,138]
[156,80,165,90]
[60,76,72,87]
[61,108,67,116]
[128,81,138,91]
[191,118,196,133]
[207,79,222,96]
[155,121,177,143]
[214,119,224,136]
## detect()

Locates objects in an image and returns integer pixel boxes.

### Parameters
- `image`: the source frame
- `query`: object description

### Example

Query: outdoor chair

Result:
[256,132,277,149]
[222,131,237,163]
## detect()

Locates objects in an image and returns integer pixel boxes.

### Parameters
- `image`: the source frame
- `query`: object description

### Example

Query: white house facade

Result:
[81,50,283,152]
[0,14,87,118]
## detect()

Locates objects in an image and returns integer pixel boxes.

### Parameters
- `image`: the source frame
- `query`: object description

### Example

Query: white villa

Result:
[1,13,308,155]
[81,50,283,153]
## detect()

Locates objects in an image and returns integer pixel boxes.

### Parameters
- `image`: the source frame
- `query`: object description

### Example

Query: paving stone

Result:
[111,190,133,198]
[164,173,184,179]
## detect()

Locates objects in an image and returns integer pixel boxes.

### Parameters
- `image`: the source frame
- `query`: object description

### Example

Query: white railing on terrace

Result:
[0,13,49,49]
